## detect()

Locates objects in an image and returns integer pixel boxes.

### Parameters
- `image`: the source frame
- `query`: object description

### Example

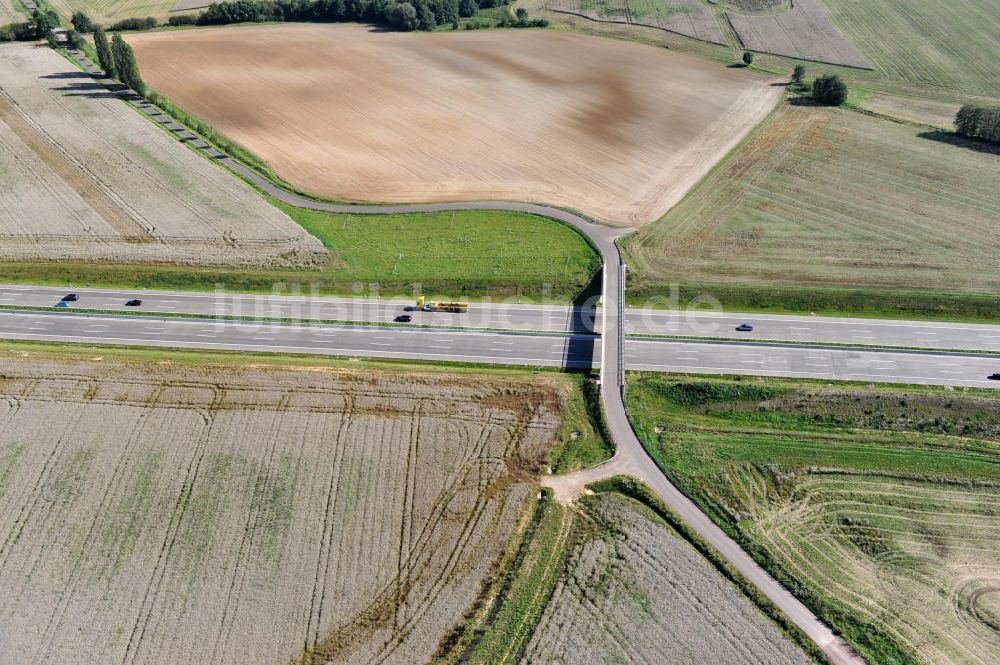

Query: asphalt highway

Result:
[3,310,995,389]
[4,284,998,353]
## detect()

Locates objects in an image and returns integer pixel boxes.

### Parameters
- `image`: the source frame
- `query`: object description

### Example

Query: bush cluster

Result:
[954,104,1000,144]
[811,73,847,106]
[0,8,59,41]
[108,16,158,30]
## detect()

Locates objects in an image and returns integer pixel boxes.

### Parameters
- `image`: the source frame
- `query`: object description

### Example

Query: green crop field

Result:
[624,100,1000,320]
[0,205,600,302]
[819,0,1000,99]
[626,372,1000,665]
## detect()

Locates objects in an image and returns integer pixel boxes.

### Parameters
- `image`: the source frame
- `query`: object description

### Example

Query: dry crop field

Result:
[42,0,192,24]
[522,493,811,664]
[0,352,568,664]
[0,0,20,25]
[0,43,325,268]
[727,0,871,68]
[543,0,727,45]
[625,101,1000,295]
[129,24,781,226]
[628,374,1000,664]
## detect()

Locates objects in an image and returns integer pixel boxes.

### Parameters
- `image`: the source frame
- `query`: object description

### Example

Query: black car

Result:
[735,323,754,332]
[63,293,79,302]
[394,315,412,323]
[989,373,1000,381]
[125,299,142,307]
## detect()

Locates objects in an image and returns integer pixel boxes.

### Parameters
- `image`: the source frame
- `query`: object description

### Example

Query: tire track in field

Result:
[33,401,157,664]
[394,398,423,632]
[0,88,154,241]
[208,393,292,663]
[0,399,89,572]
[304,392,356,651]
[119,389,221,665]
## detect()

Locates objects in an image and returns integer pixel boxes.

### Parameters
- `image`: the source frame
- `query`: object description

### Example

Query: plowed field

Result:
[129,24,782,226]
[0,353,566,665]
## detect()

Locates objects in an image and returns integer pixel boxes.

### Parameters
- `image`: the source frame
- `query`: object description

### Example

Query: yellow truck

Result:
[416,296,469,313]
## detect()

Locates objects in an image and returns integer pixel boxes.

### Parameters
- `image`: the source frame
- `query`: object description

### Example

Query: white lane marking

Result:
[195,334,216,338]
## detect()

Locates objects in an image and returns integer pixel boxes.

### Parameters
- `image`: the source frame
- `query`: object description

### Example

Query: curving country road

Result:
[53,42,866,664]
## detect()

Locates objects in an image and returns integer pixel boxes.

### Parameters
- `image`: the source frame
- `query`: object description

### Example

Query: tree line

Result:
[954,105,1000,145]
[92,26,147,95]
[194,0,536,31]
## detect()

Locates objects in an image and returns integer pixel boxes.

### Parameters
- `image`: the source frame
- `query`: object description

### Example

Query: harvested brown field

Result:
[522,493,811,664]
[544,0,728,45]
[129,24,782,226]
[0,352,566,664]
[728,0,872,68]
[0,43,325,268]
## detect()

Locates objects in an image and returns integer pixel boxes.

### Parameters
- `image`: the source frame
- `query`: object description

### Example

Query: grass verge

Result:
[436,489,572,664]
[546,372,613,473]
[625,281,1000,323]
[0,205,599,302]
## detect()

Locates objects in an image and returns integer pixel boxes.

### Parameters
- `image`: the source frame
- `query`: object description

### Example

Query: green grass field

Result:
[0,205,600,302]
[624,100,1000,320]
[627,372,1000,665]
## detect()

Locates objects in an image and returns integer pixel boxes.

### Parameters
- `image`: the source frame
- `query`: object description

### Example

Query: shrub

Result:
[71,10,93,32]
[811,73,847,106]
[167,14,199,25]
[791,64,805,85]
[742,50,753,66]
[954,104,1000,144]
[388,1,418,29]
[108,16,158,30]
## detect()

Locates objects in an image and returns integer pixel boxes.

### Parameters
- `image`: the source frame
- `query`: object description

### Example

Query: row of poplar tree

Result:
[92,27,146,96]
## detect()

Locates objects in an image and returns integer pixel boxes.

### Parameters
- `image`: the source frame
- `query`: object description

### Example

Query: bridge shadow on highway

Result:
[561,268,601,371]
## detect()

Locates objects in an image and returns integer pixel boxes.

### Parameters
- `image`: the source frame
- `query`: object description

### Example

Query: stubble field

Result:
[627,373,1000,665]
[818,0,1000,98]
[0,352,569,664]
[625,100,1000,296]
[42,0,190,24]
[129,23,782,226]
[522,492,811,665]
[727,0,871,68]
[543,0,727,45]
[0,0,19,25]
[0,43,325,269]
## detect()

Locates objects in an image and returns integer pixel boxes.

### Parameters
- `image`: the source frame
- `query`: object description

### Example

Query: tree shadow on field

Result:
[918,131,1000,156]
[40,71,90,79]
[788,96,823,106]
[561,267,601,372]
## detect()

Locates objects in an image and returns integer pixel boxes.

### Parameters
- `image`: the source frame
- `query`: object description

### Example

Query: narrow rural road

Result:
[57,41,865,665]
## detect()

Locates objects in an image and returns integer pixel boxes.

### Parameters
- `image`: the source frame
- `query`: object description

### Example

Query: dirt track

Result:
[130,24,781,226]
